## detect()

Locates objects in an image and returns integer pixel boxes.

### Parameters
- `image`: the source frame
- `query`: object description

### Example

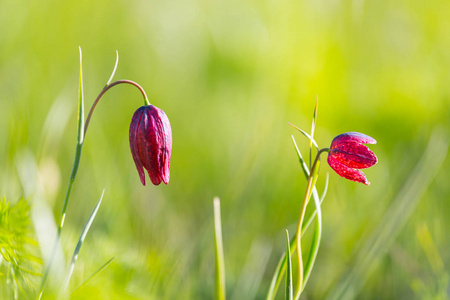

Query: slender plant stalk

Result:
[309,97,318,169]
[266,143,329,300]
[59,190,105,298]
[293,148,328,300]
[294,167,316,299]
[84,79,150,135]
[71,257,115,294]
[285,230,293,300]
[37,50,150,299]
[213,197,226,300]
[37,47,85,300]
[301,195,322,291]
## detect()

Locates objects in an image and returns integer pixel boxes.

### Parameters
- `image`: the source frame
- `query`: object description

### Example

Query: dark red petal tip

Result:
[327,154,370,185]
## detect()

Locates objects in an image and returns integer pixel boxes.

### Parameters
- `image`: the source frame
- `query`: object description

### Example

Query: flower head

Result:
[129,105,172,185]
[327,132,377,185]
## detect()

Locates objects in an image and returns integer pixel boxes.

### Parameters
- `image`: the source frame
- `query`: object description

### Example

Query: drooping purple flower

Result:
[129,105,172,185]
[327,132,377,185]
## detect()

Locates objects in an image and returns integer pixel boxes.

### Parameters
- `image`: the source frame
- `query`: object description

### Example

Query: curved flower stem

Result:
[37,76,149,299]
[84,80,150,136]
[294,148,329,300]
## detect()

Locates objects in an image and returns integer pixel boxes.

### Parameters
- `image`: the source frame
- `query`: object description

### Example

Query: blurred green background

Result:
[1,0,450,299]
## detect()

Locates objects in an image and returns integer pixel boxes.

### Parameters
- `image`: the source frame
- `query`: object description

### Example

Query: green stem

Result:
[266,183,327,300]
[294,173,314,299]
[266,142,329,300]
[213,197,226,300]
[37,143,83,300]
[84,80,150,136]
[293,148,328,300]
[37,79,149,300]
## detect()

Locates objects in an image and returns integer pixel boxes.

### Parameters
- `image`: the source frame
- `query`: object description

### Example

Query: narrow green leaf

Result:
[72,257,115,294]
[309,97,319,169]
[293,163,320,299]
[301,173,328,235]
[15,265,42,277]
[301,169,322,290]
[288,123,319,151]
[77,46,85,145]
[291,135,309,178]
[285,230,293,300]
[266,152,327,300]
[36,48,87,300]
[319,173,329,203]
[214,197,226,300]
[59,189,104,298]
[105,51,119,86]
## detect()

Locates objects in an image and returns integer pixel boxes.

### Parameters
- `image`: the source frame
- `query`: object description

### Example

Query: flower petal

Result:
[327,154,370,185]
[142,107,163,185]
[156,109,172,184]
[129,105,172,186]
[330,132,377,148]
[129,107,146,185]
[330,142,378,169]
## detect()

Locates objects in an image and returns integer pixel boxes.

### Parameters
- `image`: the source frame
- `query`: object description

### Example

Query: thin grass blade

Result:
[106,51,119,86]
[309,97,319,168]
[266,149,327,300]
[77,46,85,145]
[301,169,322,290]
[288,123,319,151]
[59,189,105,297]
[214,197,226,300]
[36,47,86,300]
[301,173,328,236]
[285,230,293,300]
[416,224,445,275]
[291,135,309,178]
[72,257,115,294]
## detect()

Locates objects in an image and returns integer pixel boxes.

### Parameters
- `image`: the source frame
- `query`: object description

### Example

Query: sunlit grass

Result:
[1,0,450,298]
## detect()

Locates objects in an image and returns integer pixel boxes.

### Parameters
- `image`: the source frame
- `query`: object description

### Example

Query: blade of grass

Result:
[301,194,322,291]
[73,45,85,146]
[37,47,85,300]
[291,136,328,233]
[266,147,328,300]
[302,173,328,234]
[294,160,321,300]
[285,230,293,300]
[59,189,105,298]
[416,224,445,276]
[416,224,448,296]
[291,135,310,178]
[325,128,449,300]
[309,97,319,169]
[71,257,115,294]
[288,123,319,151]
[214,197,226,300]
[105,51,119,86]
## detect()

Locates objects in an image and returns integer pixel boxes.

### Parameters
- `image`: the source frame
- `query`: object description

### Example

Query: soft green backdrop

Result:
[1,0,449,299]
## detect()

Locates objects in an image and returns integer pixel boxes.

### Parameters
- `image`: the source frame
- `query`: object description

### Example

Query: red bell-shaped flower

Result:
[327,132,377,185]
[129,105,172,185]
